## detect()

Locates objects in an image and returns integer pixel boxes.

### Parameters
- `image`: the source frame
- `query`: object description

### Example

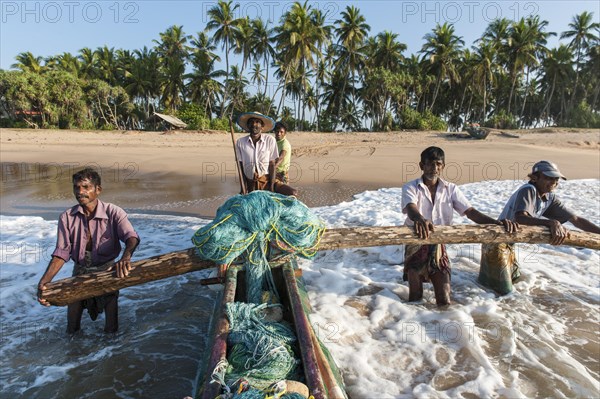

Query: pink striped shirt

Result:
[52,200,139,265]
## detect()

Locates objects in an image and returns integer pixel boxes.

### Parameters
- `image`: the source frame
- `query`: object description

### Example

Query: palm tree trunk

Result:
[220,42,230,118]
[541,74,556,125]
[519,69,531,125]
[263,54,270,98]
[508,69,518,115]
[429,71,442,111]
[569,47,581,113]
[482,75,487,122]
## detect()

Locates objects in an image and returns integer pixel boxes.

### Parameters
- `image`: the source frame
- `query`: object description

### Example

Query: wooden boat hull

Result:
[195,258,347,399]
[465,126,490,139]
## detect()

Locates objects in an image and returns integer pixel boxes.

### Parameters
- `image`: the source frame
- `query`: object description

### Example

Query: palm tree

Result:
[11,52,45,73]
[187,56,225,118]
[274,1,325,127]
[540,45,574,124]
[234,16,254,78]
[333,5,370,113]
[584,44,600,109]
[335,6,370,50]
[123,50,155,118]
[420,22,464,111]
[205,0,240,116]
[368,31,406,72]
[560,11,600,107]
[518,16,554,121]
[503,17,553,118]
[190,31,220,66]
[472,41,496,121]
[188,32,222,117]
[95,46,118,85]
[478,18,512,111]
[225,64,249,117]
[250,63,265,90]
[251,18,275,97]
[47,52,80,76]
[153,25,191,112]
[78,47,97,79]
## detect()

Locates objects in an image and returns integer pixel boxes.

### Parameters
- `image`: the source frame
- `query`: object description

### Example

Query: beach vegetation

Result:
[177,103,210,130]
[2,8,599,132]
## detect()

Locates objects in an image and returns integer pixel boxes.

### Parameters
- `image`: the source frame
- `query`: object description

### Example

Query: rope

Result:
[193,191,325,397]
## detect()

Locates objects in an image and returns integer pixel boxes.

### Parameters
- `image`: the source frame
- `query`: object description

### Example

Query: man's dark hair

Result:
[73,168,101,186]
[420,146,445,163]
[274,121,287,131]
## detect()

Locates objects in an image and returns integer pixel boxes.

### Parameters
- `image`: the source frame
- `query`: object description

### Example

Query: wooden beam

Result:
[39,225,599,306]
[319,225,599,250]
[40,248,214,306]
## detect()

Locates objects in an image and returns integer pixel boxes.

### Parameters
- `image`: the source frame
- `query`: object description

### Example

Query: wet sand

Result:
[1,127,598,218]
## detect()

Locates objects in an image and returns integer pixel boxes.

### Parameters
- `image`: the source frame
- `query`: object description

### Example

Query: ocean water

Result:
[1,180,599,398]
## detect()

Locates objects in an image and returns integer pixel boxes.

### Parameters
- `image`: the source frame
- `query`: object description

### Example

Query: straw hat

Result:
[236,111,275,132]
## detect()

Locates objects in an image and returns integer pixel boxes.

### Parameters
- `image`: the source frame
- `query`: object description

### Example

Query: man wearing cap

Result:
[478,160,600,295]
[235,111,296,195]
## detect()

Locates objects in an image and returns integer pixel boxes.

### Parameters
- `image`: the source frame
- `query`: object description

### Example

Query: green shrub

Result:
[177,103,209,130]
[564,101,600,128]
[0,118,14,128]
[209,117,229,131]
[398,108,447,131]
[483,110,518,129]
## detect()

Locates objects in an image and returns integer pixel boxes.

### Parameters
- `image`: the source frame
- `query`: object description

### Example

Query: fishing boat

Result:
[194,256,348,399]
[465,123,490,140]
[38,224,598,398]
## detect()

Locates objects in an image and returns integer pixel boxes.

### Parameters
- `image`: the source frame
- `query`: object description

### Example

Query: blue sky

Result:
[1,0,598,70]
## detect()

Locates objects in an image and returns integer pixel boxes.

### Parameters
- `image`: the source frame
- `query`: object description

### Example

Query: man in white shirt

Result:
[402,146,517,306]
[236,111,279,192]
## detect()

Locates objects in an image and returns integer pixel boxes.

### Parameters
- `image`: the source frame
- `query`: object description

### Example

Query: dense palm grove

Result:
[1,1,598,131]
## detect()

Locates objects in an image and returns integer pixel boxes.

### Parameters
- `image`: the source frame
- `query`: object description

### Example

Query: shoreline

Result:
[1,127,599,218]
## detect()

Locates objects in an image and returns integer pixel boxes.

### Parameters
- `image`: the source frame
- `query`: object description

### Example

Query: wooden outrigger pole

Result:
[39,225,599,306]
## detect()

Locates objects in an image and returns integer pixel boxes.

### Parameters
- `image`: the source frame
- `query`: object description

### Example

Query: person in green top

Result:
[272,122,298,196]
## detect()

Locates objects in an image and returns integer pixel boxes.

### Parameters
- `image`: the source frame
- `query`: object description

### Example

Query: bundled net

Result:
[191,191,326,397]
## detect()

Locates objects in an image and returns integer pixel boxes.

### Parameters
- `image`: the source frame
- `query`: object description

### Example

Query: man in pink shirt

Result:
[37,168,139,334]
[402,147,517,306]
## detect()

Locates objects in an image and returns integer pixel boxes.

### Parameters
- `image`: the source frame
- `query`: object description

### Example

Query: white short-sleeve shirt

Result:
[402,178,472,226]
[235,134,279,179]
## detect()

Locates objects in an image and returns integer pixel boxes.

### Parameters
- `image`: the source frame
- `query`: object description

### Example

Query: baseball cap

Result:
[532,161,566,180]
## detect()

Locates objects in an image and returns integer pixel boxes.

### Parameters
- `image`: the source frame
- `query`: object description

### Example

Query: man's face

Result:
[247,118,263,136]
[420,158,444,182]
[531,173,560,195]
[73,178,101,207]
[275,127,286,141]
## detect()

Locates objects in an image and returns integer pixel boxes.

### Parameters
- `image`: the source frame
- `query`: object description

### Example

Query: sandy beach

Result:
[1,127,599,217]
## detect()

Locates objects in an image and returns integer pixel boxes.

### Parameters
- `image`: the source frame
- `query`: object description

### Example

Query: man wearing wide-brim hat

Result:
[235,111,294,194]
[479,160,600,295]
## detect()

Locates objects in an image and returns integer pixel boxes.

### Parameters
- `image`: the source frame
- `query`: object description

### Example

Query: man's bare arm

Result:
[37,256,67,306]
[569,215,600,234]
[464,208,518,233]
[405,203,434,239]
[515,211,569,245]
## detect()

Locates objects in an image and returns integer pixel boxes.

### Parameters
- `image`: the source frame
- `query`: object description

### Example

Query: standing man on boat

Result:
[235,111,296,195]
[37,168,140,334]
[479,160,600,295]
[273,121,298,196]
[402,146,517,306]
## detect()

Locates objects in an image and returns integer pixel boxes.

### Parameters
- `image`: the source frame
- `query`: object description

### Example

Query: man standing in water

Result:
[37,168,140,334]
[402,146,517,306]
[479,160,600,295]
